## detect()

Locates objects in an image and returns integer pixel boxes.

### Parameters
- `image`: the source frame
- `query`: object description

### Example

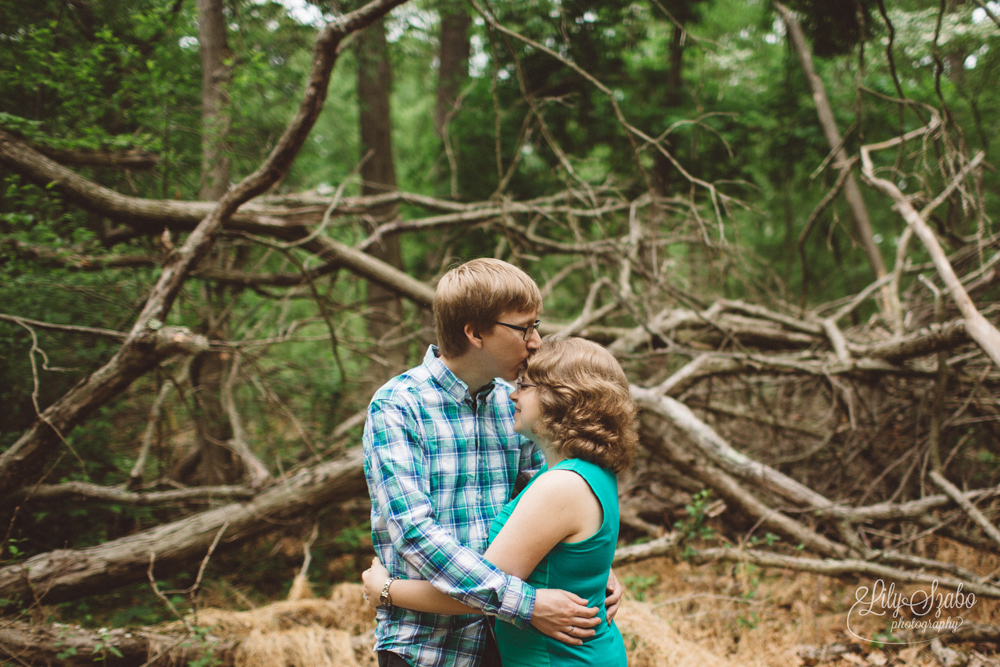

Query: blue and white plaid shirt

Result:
[363,345,544,667]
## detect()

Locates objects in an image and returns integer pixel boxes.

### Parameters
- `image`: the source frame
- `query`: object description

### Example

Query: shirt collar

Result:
[424,345,496,403]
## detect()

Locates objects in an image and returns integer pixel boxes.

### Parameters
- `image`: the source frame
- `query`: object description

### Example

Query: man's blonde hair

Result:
[525,337,638,473]
[433,258,542,358]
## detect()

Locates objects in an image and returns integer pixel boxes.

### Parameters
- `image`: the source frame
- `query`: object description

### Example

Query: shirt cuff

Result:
[495,576,536,630]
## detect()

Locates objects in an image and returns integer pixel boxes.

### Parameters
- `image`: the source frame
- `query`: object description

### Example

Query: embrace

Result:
[361,258,637,667]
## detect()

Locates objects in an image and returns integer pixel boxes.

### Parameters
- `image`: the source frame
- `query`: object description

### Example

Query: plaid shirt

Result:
[363,345,544,667]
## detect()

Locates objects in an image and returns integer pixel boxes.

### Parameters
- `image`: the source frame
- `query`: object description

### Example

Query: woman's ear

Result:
[464,323,485,349]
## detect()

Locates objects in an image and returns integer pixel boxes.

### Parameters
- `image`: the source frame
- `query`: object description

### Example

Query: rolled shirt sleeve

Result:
[364,389,537,629]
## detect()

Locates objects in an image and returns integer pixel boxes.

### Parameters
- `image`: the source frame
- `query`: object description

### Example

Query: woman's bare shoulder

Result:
[520,467,593,504]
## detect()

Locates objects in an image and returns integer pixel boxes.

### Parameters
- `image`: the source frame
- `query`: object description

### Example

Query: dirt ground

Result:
[202,538,999,667]
[613,547,1000,667]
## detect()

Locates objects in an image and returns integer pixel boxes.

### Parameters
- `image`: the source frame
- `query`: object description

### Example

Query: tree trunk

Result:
[0,620,197,667]
[0,450,365,606]
[181,0,242,486]
[435,0,470,137]
[197,0,232,201]
[666,22,685,106]
[357,17,407,385]
[776,3,898,323]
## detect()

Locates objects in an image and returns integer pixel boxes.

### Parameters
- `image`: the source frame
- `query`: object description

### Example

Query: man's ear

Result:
[464,322,485,349]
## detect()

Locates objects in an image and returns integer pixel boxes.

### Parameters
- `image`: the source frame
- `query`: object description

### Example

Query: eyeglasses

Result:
[495,319,541,341]
[515,378,537,392]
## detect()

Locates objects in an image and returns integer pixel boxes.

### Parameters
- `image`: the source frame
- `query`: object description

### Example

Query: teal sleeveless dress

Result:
[490,458,627,667]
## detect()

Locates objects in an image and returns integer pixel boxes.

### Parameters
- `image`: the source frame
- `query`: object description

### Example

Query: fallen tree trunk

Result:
[687,547,1000,598]
[607,301,980,368]
[632,383,1000,596]
[0,589,375,667]
[0,449,366,606]
[613,538,1000,598]
[0,326,208,494]
[0,619,206,667]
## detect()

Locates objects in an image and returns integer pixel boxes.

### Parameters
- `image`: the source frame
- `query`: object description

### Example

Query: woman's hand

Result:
[361,556,390,609]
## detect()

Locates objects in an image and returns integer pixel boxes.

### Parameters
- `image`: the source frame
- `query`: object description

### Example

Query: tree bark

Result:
[0,450,365,606]
[435,0,470,137]
[776,3,897,323]
[0,327,208,497]
[357,17,407,384]
[0,620,201,667]
[860,127,1000,370]
[197,0,232,201]
[181,0,250,487]
[33,146,159,169]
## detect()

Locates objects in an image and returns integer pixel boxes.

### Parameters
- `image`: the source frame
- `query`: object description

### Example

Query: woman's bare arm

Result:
[362,470,598,615]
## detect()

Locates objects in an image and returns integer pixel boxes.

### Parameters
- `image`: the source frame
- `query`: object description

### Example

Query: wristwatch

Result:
[379,576,396,607]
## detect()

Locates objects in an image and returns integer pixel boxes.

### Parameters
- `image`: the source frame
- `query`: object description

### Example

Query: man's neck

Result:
[438,352,493,397]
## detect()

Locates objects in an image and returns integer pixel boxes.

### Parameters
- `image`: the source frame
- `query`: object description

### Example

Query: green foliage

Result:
[869,622,903,649]
[182,625,224,667]
[91,627,125,661]
[0,184,144,452]
[332,525,371,552]
[674,489,717,558]
[0,0,195,159]
[621,573,659,602]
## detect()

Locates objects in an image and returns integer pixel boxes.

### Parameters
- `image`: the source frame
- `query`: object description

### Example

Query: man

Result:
[363,258,622,667]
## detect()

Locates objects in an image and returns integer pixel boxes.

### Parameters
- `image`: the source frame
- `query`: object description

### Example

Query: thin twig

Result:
[929,470,1000,552]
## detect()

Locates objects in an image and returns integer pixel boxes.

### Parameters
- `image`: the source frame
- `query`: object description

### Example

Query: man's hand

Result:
[604,569,623,623]
[530,589,600,645]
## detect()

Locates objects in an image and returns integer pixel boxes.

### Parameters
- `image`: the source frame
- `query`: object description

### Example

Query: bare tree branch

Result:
[35,145,160,169]
[0,312,128,341]
[860,125,1000,370]
[6,481,255,506]
[0,130,435,307]
[929,470,1000,552]
[0,449,365,606]
[681,547,1000,597]
[220,353,271,489]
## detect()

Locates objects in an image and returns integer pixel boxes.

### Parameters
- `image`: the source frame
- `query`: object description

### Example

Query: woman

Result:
[362,336,637,666]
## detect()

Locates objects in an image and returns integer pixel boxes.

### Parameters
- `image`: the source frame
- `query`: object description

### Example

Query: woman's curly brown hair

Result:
[524,337,638,473]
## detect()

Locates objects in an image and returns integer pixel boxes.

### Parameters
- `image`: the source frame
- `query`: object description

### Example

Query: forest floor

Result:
[184,535,1000,667]
[615,555,1000,667]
